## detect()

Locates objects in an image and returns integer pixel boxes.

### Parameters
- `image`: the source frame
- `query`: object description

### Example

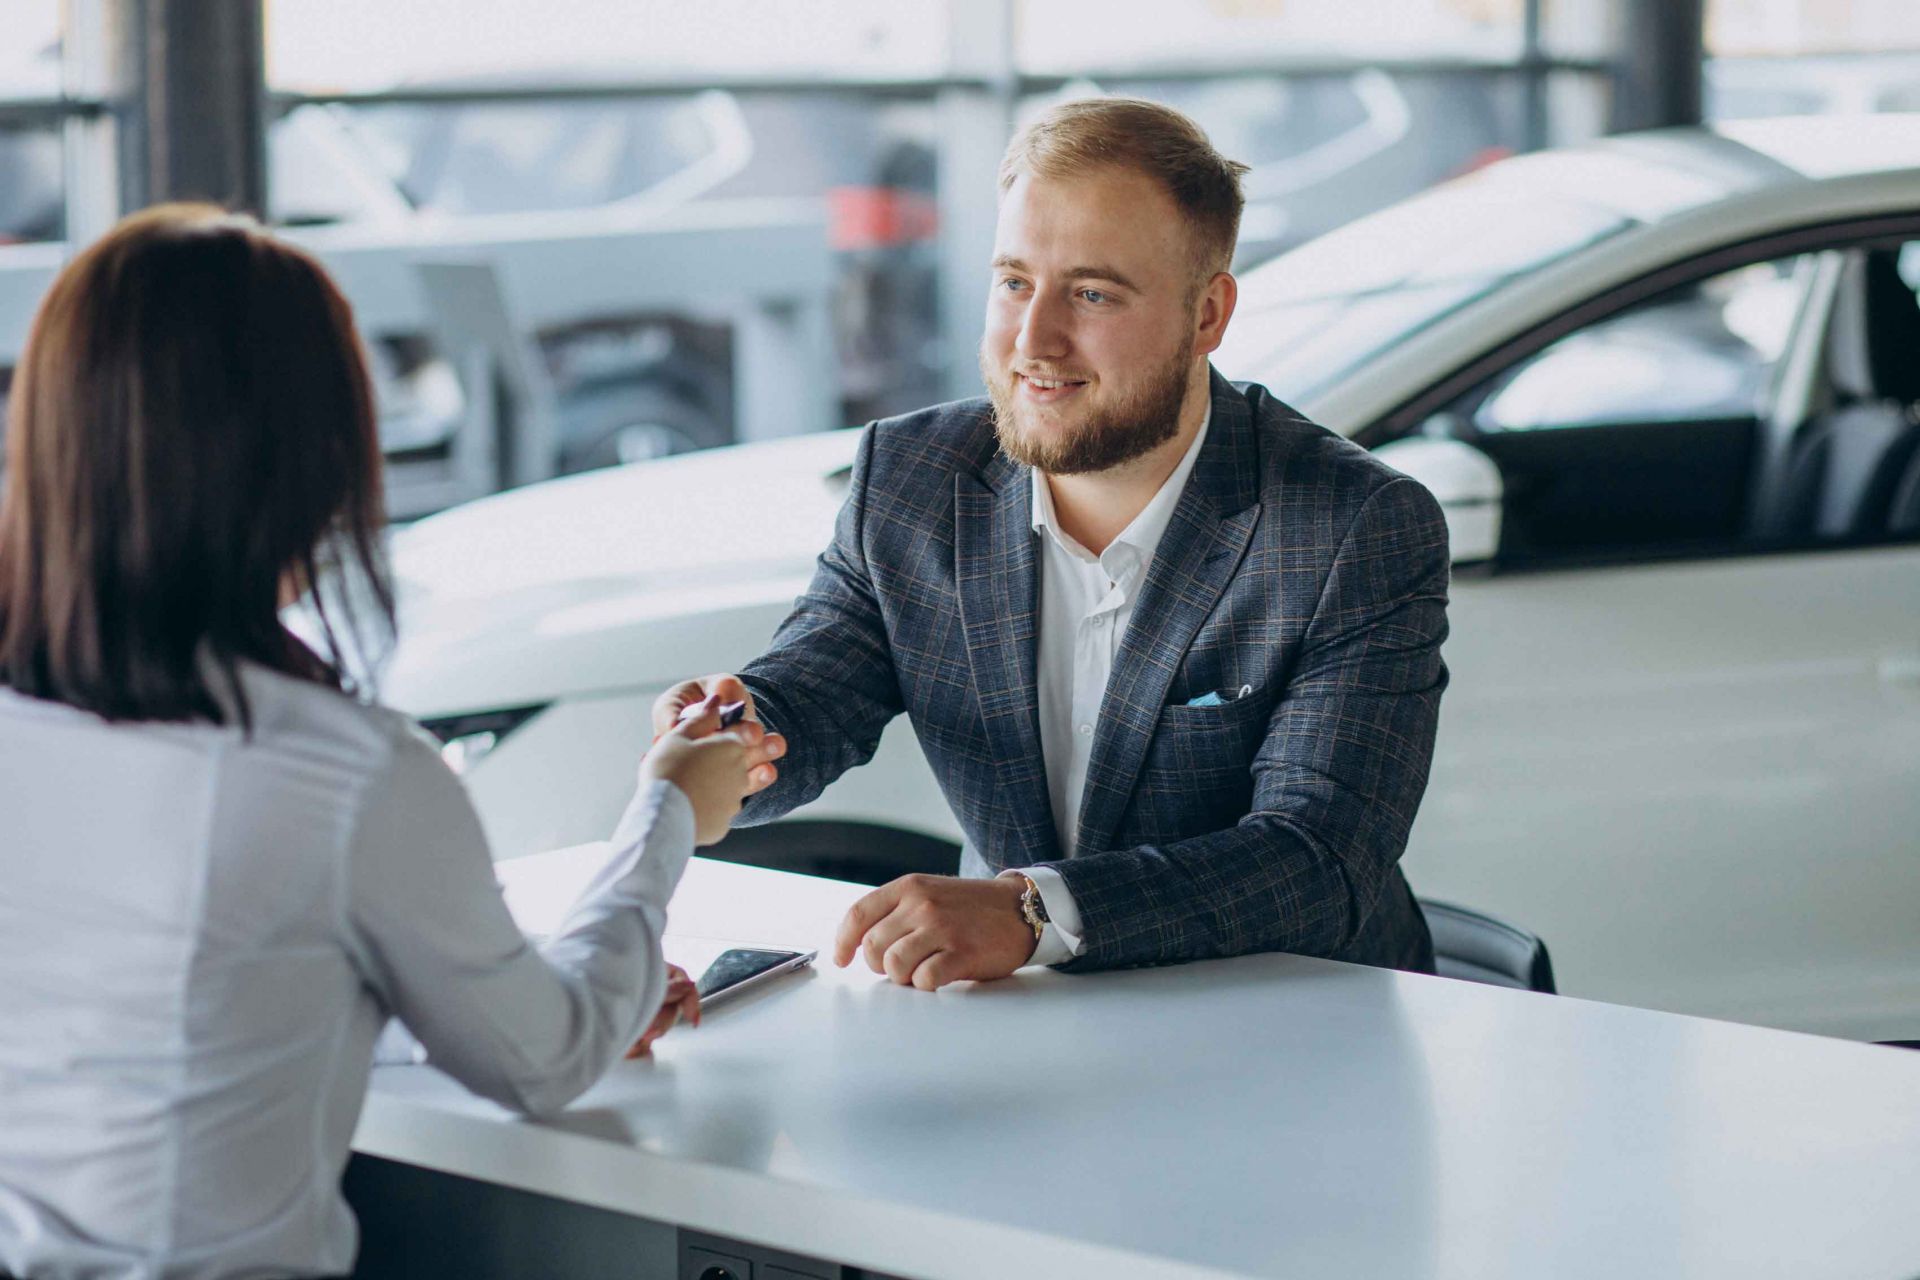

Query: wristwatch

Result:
[1015,873,1050,944]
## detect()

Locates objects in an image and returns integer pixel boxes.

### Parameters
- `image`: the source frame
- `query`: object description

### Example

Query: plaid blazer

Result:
[739,370,1447,973]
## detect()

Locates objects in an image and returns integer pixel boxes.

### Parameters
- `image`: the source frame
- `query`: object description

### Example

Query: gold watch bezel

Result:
[1017,873,1048,941]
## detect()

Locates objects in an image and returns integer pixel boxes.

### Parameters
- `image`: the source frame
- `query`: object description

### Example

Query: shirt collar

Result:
[1030,402,1212,575]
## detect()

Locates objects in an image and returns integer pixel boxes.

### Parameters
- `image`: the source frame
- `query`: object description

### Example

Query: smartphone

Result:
[694,947,815,1008]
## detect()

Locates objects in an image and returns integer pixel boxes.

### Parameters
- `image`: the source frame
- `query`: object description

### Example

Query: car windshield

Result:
[1217,163,1642,404]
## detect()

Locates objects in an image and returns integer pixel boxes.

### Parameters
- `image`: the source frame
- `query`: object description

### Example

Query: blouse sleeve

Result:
[340,724,694,1116]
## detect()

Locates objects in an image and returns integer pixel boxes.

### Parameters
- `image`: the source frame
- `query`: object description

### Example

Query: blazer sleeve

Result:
[1041,477,1450,970]
[735,422,905,825]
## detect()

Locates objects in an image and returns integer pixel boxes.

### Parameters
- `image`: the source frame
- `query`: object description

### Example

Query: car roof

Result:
[1253,116,1920,432]
[1442,116,1920,230]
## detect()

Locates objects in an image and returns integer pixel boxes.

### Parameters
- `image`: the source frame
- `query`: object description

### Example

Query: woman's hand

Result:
[625,964,700,1058]
[640,696,785,845]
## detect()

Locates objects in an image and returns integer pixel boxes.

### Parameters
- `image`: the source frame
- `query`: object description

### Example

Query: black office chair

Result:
[720,826,1558,989]
[1419,898,1557,994]
[708,819,962,887]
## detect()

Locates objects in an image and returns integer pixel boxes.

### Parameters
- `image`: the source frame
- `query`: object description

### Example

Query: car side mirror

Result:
[1372,437,1503,565]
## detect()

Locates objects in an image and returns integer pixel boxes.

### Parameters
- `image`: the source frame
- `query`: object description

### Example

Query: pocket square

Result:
[1184,684,1254,708]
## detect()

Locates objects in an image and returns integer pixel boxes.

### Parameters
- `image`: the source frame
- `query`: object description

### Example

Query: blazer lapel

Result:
[1074,372,1263,856]
[955,451,1062,868]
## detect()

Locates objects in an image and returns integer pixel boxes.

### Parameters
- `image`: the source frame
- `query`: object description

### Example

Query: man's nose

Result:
[1014,291,1070,360]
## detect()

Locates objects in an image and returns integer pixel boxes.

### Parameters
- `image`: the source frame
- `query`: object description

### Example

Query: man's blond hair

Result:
[998,97,1250,282]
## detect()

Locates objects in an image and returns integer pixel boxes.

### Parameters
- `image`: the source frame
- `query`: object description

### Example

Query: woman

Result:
[0,205,783,1278]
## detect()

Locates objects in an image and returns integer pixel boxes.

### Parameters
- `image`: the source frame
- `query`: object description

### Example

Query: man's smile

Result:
[1014,371,1090,403]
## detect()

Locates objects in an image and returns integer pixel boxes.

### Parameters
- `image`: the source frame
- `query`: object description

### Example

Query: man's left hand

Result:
[832,875,1037,991]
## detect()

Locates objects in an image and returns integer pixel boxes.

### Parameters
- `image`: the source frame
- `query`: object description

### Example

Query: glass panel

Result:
[1020,72,1530,272]
[1435,244,1920,566]
[265,0,950,92]
[1536,0,1613,59]
[1707,52,1920,119]
[0,0,60,99]
[1016,0,1526,72]
[1473,258,1808,433]
[0,125,64,244]
[271,87,940,482]
[1706,0,1920,56]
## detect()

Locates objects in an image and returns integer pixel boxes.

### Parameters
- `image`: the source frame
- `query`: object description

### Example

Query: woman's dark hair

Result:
[0,203,394,726]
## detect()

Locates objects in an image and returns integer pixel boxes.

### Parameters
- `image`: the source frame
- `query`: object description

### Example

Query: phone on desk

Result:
[695,948,815,1008]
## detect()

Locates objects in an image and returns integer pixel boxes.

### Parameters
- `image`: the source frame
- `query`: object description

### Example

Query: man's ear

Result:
[1192,271,1238,358]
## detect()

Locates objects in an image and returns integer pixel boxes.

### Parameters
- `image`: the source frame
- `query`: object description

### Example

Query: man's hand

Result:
[626,964,700,1058]
[833,874,1037,991]
[653,673,757,738]
[651,674,780,794]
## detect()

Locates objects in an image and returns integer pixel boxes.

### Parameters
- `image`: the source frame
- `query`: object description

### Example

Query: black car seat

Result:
[1759,250,1920,542]
[1889,445,1920,537]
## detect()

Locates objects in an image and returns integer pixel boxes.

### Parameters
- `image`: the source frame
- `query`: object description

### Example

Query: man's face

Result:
[979,166,1203,475]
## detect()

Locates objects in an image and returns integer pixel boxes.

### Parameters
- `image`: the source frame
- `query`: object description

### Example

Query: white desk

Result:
[353,850,1920,1279]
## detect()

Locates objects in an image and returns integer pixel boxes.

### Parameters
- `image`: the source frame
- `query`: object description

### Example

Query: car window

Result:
[1431,244,1920,568]
[1473,258,1805,433]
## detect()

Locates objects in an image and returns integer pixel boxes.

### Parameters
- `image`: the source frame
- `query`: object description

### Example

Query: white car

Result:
[388,116,1920,1042]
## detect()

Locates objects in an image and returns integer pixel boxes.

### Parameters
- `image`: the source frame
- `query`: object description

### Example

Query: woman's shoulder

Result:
[233,662,432,773]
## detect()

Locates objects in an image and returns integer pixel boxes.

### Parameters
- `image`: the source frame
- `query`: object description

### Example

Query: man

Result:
[656,98,1449,989]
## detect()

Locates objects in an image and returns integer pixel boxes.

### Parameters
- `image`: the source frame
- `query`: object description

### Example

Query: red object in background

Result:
[828,186,940,252]
[1452,146,1516,179]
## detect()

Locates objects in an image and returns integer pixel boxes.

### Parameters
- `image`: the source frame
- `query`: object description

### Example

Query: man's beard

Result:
[981,340,1193,476]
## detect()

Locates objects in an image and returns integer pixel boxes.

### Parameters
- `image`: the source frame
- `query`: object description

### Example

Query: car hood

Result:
[384,430,862,714]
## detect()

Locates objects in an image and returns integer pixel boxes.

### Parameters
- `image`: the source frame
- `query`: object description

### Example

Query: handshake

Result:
[640,673,785,846]
[642,674,1042,994]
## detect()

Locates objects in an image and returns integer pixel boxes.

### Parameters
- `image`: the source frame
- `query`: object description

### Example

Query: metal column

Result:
[1609,0,1705,134]
[109,0,267,215]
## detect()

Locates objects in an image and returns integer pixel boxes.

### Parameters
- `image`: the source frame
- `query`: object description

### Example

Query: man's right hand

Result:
[652,674,780,795]
[653,673,758,737]
[640,698,785,844]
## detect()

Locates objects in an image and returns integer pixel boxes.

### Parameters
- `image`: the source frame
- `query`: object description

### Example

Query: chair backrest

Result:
[714,828,1560,994]
[1420,898,1557,993]
[709,819,962,887]
[1890,445,1920,537]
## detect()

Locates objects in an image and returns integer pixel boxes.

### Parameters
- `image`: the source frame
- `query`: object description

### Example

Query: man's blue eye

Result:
[1081,289,1108,304]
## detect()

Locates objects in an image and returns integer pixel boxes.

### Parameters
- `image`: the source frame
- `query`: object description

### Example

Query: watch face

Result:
[1021,878,1048,927]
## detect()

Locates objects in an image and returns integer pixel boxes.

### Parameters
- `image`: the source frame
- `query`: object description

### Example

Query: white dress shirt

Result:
[0,662,694,1280]
[1014,408,1212,965]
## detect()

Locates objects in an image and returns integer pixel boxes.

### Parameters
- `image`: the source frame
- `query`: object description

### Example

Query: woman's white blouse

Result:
[0,665,694,1279]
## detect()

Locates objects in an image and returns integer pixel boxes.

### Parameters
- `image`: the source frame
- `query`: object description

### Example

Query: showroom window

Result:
[1707,0,1920,121]
[0,0,84,483]
[254,0,1615,516]
[0,0,65,247]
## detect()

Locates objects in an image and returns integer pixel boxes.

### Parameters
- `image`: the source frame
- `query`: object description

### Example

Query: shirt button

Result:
[1078,724,1093,737]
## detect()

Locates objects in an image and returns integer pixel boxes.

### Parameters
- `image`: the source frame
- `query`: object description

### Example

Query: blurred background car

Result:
[384,116,1920,1044]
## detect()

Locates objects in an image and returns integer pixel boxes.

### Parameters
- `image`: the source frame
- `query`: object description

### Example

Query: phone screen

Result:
[695,948,809,1001]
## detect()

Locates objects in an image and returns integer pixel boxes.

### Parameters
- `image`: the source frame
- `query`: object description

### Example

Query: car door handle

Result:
[1879,651,1920,688]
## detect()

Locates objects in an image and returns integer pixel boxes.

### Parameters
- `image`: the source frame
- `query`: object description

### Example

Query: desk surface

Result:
[355,849,1920,1280]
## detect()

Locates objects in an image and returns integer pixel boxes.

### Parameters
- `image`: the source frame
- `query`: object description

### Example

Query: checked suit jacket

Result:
[737,369,1449,973]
